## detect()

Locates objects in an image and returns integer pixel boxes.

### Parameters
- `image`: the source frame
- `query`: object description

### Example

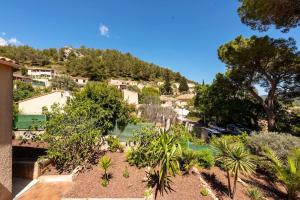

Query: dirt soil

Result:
[201,167,293,200]
[65,152,213,199]
[155,173,213,200]
[65,152,147,198]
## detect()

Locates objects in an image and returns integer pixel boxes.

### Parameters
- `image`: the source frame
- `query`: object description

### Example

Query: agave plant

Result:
[213,138,255,200]
[264,148,300,200]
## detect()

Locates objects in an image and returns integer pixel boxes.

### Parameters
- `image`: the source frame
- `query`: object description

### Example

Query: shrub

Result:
[248,132,300,161]
[200,188,209,196]
[106,135,123,152]
[247,187,263,200]
[99,155,112,181]
[196,150,215,168]
[123,166,129,178]
[180,149,214,171]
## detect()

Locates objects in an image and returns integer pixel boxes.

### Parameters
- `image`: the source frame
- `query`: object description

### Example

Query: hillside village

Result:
[12,63,197,139]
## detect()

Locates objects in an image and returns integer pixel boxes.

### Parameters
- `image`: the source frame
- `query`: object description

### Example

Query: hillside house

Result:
[122,89,139,105]
[71,76,89,87]
[175,93,195,107]
[18,91,71,115]
[27,68,55,79]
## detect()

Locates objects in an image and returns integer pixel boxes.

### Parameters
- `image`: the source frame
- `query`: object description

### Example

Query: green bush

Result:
[247,187,263,200]
[248,132,300,161]
[106,135,123,152]
[180,149,214,171]
[200,188,209,196]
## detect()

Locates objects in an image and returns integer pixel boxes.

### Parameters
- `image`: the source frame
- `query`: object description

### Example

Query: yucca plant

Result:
[264,148,300,200]
[99,155,112,181]
[213,139,255,200]
[147,130,182,199]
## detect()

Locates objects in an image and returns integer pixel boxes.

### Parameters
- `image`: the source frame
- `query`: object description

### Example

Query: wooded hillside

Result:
[0,45,185,82]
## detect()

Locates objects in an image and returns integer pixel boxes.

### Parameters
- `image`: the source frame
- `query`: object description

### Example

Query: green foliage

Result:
[248,132,300,161]
[211,133,249,146]
[13,81,39,102]
[218,35,300,130]
[127,85,140,93]
[247,187,263,200]
[50,75,78,91]
[160,72,173,95]
[194,73,263,128]
[263,148,300,200]
[200,188,209,196]
[41,82,130,170]
[106,135,123,152]
[123,166,129,178]
[213,139,255,199]
[139,87,160,105]
[238,0,300,32]
[180,149,214,171]
[178,77,189,93]
[99,155,112,181]
[0,45,184,82]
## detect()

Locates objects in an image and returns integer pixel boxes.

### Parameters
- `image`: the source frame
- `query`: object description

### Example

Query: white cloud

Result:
[0,37,22,46]
[99,24,109,37]
[8,38,18,44]
[0,37,8,46]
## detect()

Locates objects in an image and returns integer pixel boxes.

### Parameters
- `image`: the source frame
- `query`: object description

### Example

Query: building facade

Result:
[18,91,71,115]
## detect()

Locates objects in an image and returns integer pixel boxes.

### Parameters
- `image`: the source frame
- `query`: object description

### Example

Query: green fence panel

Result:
[13,115,47,130]
[111,123,154,142]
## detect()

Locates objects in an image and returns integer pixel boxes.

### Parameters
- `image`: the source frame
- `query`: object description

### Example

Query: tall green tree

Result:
[42,82,130,170]
[178,77,189,93]
[194,73,263,128]
[160,72,173,95]
[218,36,300,130]
[238,0,300,32]
[51,75,78,91]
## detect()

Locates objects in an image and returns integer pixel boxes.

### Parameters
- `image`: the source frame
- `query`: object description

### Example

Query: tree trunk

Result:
[232,171,238,200]
[226,171,232,198]
[265,107,276,131]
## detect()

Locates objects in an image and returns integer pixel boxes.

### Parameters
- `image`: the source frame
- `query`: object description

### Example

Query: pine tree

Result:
[178,77,189,93]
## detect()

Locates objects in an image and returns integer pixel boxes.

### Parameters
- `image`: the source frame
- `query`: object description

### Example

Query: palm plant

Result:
[264,148,300,200]
[99,155,112,181]
[213,139,255,200]
[148,130,182,199]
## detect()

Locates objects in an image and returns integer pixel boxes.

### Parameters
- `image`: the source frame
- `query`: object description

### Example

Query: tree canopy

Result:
[194,73,263,128]
[178,77,189,93]
[238,0,300,32]
[218,35,300,130]
[42,82,131,170]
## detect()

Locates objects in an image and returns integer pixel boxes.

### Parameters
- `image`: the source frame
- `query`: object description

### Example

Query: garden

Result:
[19,82,297,200]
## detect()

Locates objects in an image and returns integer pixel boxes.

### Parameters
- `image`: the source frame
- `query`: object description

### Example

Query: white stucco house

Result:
[71,76,89,87]
[27,68,55,79]
[122,89,139,105]
[18,91,71,115]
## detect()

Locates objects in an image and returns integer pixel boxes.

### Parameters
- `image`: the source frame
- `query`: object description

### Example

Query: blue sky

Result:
[1,0,300,85]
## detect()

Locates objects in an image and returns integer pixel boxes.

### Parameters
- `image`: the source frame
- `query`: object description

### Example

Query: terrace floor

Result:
[17,182,72,200]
